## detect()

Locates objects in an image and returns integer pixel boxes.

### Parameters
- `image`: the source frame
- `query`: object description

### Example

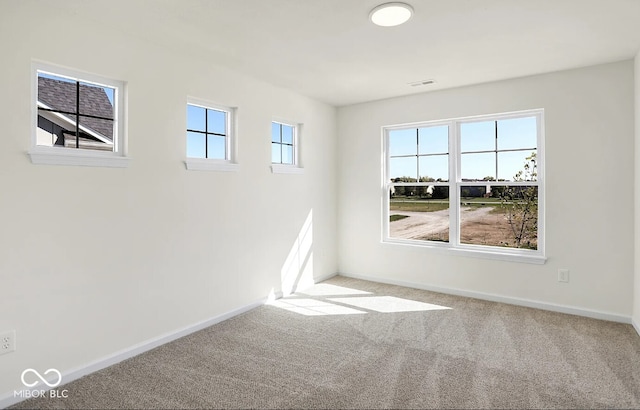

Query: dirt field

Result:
[388,209,450,242]
[390,206,537,249]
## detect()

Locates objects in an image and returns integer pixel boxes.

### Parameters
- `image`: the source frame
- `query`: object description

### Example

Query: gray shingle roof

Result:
[37,76,114,142]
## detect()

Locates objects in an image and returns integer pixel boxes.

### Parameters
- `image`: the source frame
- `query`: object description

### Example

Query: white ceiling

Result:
[55,0,640,106]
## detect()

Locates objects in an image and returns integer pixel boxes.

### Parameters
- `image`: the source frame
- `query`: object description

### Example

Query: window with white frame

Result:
[271,121,296,165]
[270,120,302,174]
[30,63,128,167]
[185,99,237,171]
[384,109,544,263]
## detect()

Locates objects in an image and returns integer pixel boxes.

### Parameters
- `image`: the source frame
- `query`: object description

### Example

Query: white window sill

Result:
[28,148,130,168]
[185,158,239,172]
[383,238,546,265]
[271,164,304,174]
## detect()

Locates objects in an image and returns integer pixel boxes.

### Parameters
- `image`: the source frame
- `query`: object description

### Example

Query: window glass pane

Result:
[461,152,495,181]
[389,156,417,181]
[418,154,448,181]
[271,142,282,163]
[282,145,294,164]
[389,185,449,242]
[460,185,489,199]
[61,131,112,151]
[36,116,57,146]
[460,121,495,152]
[38,72,76,84]
[460,185,537,250]
[61,133,75,148]
[187,105,206,132]
[187,131,206,158]
[498,150,537,181]
[78,115,114,145]
[271,122,281,143]
[282,125,294,145]
[207,135,226,159]
[33,68,125,158]
[497,117,537,150]
[207,109,226,135]
[37,73,77,114]
[103,88,115,107]
[79,81,114,120]
[389,128,416,156]
[418,126,448,155]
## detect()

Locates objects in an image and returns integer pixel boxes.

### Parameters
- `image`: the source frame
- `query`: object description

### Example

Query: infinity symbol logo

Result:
[21,368,62,388]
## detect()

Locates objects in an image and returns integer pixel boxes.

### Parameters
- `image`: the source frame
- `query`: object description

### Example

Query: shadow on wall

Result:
[280,209,314,296]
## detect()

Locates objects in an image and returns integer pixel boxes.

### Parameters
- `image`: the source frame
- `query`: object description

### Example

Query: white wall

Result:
[338,61,635,319]
[634,51,640,334]
[0,2,337,397]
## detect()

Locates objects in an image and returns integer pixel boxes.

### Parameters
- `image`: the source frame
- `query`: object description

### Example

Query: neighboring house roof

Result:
[37,76,114,142]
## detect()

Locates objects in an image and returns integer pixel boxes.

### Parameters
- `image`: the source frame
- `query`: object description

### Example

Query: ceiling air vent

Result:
[408,79,435,87]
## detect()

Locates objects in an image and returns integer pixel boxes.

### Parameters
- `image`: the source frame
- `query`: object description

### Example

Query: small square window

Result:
[271,122,296,165]
[37,73,115,151]
[186,103,229,160]
[30,63,128,168]
[270,120,303,174]
[185,99,238,172]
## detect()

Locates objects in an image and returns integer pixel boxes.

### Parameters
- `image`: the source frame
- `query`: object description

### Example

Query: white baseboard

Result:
[633,318,640,337]
[3,276,634,409]
[0,295,269,409]
[314,271,338,283]
[339,272,632,324]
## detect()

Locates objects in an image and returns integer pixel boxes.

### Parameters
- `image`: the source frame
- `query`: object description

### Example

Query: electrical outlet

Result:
[0,330,16,355]
[558,269,570,283]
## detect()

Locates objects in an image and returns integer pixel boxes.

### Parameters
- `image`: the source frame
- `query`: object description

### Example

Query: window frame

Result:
[271,119,303,174]
[29,61,129,168]
[185,97,238,172]
[382,109,545,264]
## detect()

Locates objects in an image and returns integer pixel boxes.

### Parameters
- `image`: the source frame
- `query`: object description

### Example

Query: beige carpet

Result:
[12,276,640,409]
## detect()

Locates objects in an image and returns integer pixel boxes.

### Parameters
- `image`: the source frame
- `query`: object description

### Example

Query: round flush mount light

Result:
[369,2,414,27]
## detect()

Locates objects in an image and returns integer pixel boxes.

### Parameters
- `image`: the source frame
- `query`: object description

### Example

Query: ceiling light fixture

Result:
[369,2,414,27]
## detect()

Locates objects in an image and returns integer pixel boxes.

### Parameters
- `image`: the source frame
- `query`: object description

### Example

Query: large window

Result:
[384,110,544,263]
[30,63,128,167]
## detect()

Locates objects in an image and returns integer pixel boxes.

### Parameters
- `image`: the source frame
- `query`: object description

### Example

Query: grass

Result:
[390,199,449,213]
[391,196,537,220]
[459,197,501,204]
[389,214,410,222]
[391,198,505,213]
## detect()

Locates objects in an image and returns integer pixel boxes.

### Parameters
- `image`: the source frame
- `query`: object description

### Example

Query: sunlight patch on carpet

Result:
[297,283,372,297]
[269,298,366,316]
[328,296,452,313]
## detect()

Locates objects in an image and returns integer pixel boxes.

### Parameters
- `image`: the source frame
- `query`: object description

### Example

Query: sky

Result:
[186,104,227,159]
[271,122,294,164]
[388,116,537,182]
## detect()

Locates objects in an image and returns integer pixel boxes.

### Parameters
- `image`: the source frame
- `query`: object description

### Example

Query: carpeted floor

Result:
[12,276,640,409]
